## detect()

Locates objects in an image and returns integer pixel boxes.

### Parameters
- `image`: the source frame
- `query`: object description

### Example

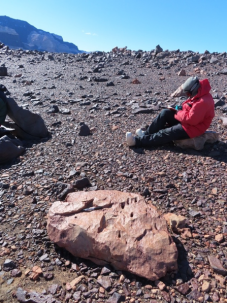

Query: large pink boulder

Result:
[47,190,178,280]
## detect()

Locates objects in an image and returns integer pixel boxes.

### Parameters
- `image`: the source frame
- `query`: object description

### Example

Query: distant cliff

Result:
[0,16,84,54]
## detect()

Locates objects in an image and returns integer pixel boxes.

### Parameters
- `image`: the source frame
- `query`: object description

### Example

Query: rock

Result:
[97,275,112,290]
[107,292,125,303]
[174,131,219,150]
[73,291,81,301]
[132,105,159,114]
[178,69,186,76]
[0,135,24,164]
[73,177,91,189]
[47,190,178,281]
[47,105,59,113]
[208,255,227,276]
[163,213,186,232]
[3,259,16,271]
[70,275,85,288]
[2,97,49,139]
[171,84,185,97]
[0,66,7,76]
[155,280,166,290]
[187,55,200,64]
[220,68,227,75]
[212,292,220,302]
[43,273,54,280]
[210,56,218,64]
[202,281,211,292]
[131,79,141,84]
[79,122,90,136]
[32,266,42,274]
[175,283,190,295]
[189,210,201,217]
[93,77,108,82]
[31,266,42,280]
[48,284,60,295]
[214,98,225,107]
[11,269,22,277]
[57,184,74,201]
[161,291,170,302]
[16,287,59,303]
[220,116,227,127]
[61,108,71,114]
[155,45,163,54]
[187,290,204,301]
[215,234,224,243]
[39,254,49,261]
[101,266,111,275]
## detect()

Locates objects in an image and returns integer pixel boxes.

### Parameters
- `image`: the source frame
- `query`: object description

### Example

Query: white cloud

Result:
[83,32,98,36]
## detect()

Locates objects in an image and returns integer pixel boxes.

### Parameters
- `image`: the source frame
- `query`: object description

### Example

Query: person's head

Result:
[182,76,200,97]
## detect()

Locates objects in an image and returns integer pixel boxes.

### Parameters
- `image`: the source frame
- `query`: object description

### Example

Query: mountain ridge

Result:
[0,15,84,54]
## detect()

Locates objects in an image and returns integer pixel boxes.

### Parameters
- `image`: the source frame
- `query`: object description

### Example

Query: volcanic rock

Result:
[155,44,163,54]
[178,69,186,76]
[208,255,227,276]
[163,213,186,232]
[0,135,24,164]
[47,190,178,280]
[2,97,49,139]
[174,131,219,150]
[220,68,227,75]
[220,116,227,127]
[0,66,7,76]
[79,122,90,136]
[73,177,91,189]
[16,287,60,303]
[3,259,16,271]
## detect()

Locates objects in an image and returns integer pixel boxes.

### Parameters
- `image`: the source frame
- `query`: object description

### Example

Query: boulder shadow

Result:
[53,233,193,292]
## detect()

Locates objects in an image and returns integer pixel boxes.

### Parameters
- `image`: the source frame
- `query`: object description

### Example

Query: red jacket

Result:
[174,79,215,138]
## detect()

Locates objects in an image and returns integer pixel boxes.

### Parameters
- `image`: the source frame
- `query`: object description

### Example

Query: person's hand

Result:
[175,105,182,111]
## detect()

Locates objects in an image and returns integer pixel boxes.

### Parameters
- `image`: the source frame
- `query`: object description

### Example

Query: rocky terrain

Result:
[0,43,227,303]
[0,16,83,54]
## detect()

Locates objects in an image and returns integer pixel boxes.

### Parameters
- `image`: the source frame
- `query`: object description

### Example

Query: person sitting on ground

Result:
[126,76,215,147]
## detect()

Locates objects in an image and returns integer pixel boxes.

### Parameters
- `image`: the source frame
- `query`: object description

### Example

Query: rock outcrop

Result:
[47,190,178,280]
[174,131,219,150]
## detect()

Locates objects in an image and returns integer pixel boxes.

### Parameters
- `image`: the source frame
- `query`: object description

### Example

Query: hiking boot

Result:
[136,128,146,138]
[126,132,136,147]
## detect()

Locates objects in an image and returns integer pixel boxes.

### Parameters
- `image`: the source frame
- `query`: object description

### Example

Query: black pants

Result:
[135,109,190,147]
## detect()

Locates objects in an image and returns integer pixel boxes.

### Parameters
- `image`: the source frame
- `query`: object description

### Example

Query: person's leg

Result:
[136,123,190,147]
[146,109,179,135]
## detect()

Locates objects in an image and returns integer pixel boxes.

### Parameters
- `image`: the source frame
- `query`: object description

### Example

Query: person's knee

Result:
[160,109,171,118]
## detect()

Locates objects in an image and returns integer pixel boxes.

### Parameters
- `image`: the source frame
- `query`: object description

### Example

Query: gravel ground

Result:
[0,45,227,303]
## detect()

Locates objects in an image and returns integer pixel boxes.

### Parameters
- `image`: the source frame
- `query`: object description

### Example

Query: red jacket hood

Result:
[192,78,211,100]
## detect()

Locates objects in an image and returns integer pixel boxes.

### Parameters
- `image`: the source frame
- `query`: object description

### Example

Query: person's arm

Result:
[174,100,206,125]
[167,105,177,111]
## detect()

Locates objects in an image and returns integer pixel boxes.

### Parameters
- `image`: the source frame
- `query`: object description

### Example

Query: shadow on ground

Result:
[131,140,227,163]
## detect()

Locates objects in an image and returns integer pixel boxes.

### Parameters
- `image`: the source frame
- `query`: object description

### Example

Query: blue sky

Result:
[1,0,227,53]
